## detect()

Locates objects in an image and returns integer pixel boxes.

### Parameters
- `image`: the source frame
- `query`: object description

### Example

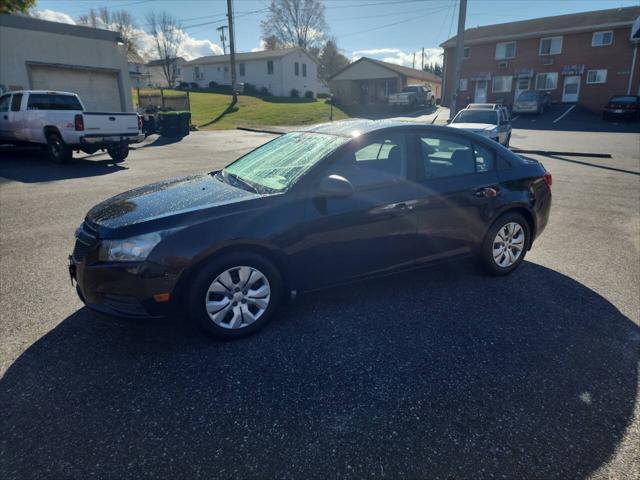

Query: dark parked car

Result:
[602,95,640,121]
[69,120,552,338]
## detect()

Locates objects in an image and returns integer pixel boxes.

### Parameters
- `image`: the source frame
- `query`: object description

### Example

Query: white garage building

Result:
[0,14,133,111]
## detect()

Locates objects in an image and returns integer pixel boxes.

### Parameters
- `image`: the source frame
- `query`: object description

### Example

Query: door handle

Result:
[474,187,499,198]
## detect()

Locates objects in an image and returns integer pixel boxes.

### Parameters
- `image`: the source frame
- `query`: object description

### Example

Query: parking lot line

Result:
[553,105,576,123]
[511,115,520,121]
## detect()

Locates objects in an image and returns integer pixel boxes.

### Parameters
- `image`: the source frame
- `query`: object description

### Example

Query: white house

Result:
[182,47,320,97]
[144,57,185,88]
[128,51,149,88]
[0,14,133,111]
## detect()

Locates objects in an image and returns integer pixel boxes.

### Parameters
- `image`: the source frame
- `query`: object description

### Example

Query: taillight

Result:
[543,171,552,188]
[74,114,84,131]
[137,115,143,131]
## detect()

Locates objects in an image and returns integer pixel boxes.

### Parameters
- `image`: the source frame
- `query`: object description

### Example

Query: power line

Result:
[339,5,450,39]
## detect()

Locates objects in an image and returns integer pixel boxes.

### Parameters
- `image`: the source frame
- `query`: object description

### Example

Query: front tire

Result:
[187,252,283,339]
[46,134,72,164]
[480,212,530,276]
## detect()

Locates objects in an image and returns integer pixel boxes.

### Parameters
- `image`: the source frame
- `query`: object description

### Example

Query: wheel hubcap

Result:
[205,266,271,329]
[493,222,525,268]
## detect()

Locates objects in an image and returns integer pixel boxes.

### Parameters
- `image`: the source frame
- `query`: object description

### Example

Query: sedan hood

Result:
[448,123,496,131]
[86,173,262,232]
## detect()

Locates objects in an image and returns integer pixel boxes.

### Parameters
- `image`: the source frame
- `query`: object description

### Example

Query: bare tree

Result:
[318,38,350,81]
[263,35,281,51]
[77,8,139,54]
[261,0,328,50]
[146,11,183,88]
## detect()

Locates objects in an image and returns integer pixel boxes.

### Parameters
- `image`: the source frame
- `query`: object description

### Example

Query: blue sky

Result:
[34,0,640,66]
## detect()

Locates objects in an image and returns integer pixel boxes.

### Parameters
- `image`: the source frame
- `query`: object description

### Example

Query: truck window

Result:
[10,93,23,112]
[0,95,9,112]
[27,94,82,111]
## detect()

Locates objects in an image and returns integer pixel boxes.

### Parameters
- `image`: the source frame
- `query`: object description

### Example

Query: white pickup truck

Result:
[388,85,435,109]
[0,90,143,163]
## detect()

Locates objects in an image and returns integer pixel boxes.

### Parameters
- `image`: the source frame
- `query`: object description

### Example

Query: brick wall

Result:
[443,26,640,112]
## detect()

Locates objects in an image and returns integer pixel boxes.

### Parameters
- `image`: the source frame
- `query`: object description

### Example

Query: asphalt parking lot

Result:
[1,122,639,479]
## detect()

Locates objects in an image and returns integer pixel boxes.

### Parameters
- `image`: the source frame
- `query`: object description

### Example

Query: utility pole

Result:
[449,0,467,119]
[216,25,227,55]
[226,0,237,103]
[412,52,416,69]
[421,47,425,71]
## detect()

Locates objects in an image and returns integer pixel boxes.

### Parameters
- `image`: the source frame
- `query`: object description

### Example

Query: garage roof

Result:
[329,57,442,83]
[441,6,640,47]
[0,13,119,42]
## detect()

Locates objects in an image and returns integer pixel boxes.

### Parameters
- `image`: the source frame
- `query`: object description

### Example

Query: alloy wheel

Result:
[205,266,271,329]
[492,222,525,268]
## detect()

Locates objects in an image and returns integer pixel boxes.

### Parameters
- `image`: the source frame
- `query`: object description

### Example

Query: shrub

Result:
[208,81,218,88]
[317,92,331,99]
[189,82,199,89]
[290,88,299,98]
[243,83,258,94]
[260,86,271,96]
[304,90,314,99]
[178,81,189,89]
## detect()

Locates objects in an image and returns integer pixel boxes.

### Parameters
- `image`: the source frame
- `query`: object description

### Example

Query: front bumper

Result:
[69,252,179,319]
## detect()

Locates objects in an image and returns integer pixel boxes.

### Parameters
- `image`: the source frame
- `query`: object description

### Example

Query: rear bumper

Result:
[80,133,144,145]
[603,108,638,119]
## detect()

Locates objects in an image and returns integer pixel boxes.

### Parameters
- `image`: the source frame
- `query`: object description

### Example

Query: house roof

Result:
[127,52,145,64]
[183,47,317,66]
[441,6,640,47]
[329,57,442,83]
[146,57,185,67]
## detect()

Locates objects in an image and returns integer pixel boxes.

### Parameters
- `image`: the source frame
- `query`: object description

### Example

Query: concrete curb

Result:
[236,126,287,135]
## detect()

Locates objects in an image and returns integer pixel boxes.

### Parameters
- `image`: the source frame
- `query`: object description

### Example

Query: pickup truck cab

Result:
[388,85,435,109]
[0,90,143,163]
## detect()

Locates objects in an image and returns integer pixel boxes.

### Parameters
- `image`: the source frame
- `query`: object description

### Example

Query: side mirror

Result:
[446,118,451,124]
[317,174,354,198]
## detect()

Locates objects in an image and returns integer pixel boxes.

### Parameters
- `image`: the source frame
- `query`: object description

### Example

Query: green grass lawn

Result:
[132,88,349,130]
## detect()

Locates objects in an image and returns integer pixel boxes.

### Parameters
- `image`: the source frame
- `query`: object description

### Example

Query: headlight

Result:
[99,232,165,262]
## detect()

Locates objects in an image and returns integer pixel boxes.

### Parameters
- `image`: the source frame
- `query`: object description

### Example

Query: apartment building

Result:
[441,6,640,112]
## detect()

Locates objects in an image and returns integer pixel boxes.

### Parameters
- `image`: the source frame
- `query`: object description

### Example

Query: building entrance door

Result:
[562,75,580,103]
[515,77,530,103]
[474,80,488,102]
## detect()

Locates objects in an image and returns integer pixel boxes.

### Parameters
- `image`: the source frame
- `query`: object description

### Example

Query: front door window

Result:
[562,75,580,103]
[475,81,488,102]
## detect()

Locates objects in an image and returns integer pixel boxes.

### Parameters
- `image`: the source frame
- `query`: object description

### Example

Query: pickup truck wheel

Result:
[47,134,72,164]
[107,143,129,163]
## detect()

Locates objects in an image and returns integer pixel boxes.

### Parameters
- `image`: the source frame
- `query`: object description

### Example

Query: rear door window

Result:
[418,134,495,179]
[10,93,22,112]
[27,94,82,111]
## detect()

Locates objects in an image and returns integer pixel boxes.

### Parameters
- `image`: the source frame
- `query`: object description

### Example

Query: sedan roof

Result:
[297,119,427,137]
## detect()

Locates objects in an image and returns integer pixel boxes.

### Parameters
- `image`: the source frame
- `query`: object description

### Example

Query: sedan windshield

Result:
[222,132,349,193]
[452,110,498,125]
[517,92,538,101]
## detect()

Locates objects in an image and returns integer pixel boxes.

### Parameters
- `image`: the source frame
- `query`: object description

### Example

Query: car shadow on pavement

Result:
[0,147,127,183]
[1,261,638,479]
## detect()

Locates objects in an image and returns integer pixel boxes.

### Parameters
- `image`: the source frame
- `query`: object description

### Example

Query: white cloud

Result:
[251,40,267,53]
[352,47,443,68]
[32,9,76,25]
[32,9,223,62]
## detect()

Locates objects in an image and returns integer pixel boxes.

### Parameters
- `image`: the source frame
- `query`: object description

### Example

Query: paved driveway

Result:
[0,129,638,479]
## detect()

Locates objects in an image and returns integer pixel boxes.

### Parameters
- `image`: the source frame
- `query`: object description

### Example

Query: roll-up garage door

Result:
[30,65,122,111]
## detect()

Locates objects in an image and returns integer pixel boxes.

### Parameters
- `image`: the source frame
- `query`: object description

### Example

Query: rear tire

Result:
[187,252,283,339]
[46,134,72,164]
[479,212,530,276]
[107,143,129,163]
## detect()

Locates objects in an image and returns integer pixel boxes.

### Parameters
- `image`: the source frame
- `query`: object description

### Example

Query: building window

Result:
[492,75,513,93]
[176,68,181,76]
[302,63,307,77]
[539,36,562,55]
[592,31,613,46]
[495,41,516,60]
[194,66,200,80]
[586,69,607,84]
[239,62,245,76]
[463,47,470,59]
[535,72,558,90]
[294,62,299,76]
[224,65,229,72]
[459,78,468,91]
[267,60,274,75]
